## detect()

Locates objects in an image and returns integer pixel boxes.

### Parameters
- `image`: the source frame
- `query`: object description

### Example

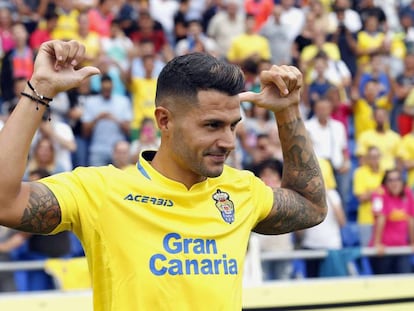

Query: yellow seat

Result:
[45,257,91,290]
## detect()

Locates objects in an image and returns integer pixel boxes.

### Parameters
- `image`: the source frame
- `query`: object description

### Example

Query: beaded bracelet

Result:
[20,91,51,121]
[27,80,53,102]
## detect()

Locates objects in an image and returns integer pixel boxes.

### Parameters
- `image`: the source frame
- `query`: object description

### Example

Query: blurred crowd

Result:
[1,0,414,290]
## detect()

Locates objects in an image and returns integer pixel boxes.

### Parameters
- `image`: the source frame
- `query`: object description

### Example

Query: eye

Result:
[205,121,220,129]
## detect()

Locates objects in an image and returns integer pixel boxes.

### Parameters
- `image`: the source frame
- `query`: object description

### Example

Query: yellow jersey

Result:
[40,151,274,311]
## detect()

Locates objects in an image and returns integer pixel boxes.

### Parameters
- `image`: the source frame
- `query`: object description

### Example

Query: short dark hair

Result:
[253,158,284,178]
[155,53,245,107]
[101,74,112,83]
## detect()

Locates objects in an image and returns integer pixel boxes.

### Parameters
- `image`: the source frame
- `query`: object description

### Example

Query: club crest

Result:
[212,189,235,224]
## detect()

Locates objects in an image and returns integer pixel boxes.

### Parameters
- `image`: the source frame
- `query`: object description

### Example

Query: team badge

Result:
[212,189,235,224]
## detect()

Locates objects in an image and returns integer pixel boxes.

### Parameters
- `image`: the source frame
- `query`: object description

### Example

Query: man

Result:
[0,40,326,310]
[82,74,132,166]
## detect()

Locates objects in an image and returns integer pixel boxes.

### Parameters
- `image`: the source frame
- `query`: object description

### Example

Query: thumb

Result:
[76,66,101,80]
[238,91,261,104]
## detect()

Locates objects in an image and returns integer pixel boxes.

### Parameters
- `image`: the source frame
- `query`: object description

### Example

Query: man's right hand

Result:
[30,40,100,99]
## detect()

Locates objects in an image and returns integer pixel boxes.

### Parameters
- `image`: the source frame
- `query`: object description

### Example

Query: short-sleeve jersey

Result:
[39,151,273,311]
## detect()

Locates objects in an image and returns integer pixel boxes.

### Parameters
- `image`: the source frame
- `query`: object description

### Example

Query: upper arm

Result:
[1,182,61,234]
[253,187,326,235]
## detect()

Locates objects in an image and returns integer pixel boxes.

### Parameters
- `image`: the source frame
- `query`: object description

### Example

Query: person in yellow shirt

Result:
[355,107,401,170]
[353,146,384,246]
[73,12,101,67]
[352,79,391,139]
[129,55,157,132]
[0,40,327,310]
[51,0,79,41]
[226,14,271,65]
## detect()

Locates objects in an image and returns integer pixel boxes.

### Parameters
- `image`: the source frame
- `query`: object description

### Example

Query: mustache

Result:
[203,148,229,156]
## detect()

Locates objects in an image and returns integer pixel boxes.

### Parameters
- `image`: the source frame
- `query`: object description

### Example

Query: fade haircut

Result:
[155,52,245,107]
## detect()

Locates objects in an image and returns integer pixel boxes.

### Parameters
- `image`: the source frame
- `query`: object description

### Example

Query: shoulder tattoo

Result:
[14,182,61,234]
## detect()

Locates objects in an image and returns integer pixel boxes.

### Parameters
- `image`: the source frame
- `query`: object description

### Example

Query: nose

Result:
[217,127,236,151]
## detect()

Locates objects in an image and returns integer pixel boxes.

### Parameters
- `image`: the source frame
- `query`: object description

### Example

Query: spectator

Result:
[328,2,358,78]
[355,107,401,171]
[51,0,79,41]
[244,0,274,32]
[299,157,346,278]
[358,52,391,98]
[74,11,101,67]
[129,54,158,134]
[130,39,165,79]
[82,74,132,166]
[101,19,134,72]
[226,14,271,65]
[305,97,351,212]
[259,5,292,66]
[67,79,94,168]
[357,0,387,31]
[87,0,116,38]
[0,226,26,292]
[29,10,58,55]
[173,0,189,45]
[25,136,66,180]
[207,0,245,59]
[352,79,390,140]
[15,0,49,34]
[130,117,160,163]
[111,140,133,170]
[175,19,218,56]
[291,11,316,67]
[149,0,179,44]
[129,9,174,63]
[279,0,305,42]
[356,14,389,69]
[32,114,77,172]
[327,0,362,34]
[0,7,16,56]
[252,158,294,280]
[369,169,414,274]
[0,23,34,102]
[303,52,335,117]
[353,146,385,246]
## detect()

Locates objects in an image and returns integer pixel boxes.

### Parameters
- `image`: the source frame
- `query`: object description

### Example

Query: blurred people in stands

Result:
[226,14,271,65]
[0,226,26,292]
[305,97,351,212]
[299,158,346,278]
[207,0,245,59]
[355,107,401,171]
[369,169,414,274]
[353,146,385,246]
[130,117,160,163]
[1,23,33,103]
[111,140,133,170]
[253,158,294,280]
[259,4,292,66]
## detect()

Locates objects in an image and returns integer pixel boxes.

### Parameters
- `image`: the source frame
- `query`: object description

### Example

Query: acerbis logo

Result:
[124,194,174,207]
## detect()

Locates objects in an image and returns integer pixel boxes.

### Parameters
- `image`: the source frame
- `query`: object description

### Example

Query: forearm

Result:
[0,82,50,202]
[275,105,326,209]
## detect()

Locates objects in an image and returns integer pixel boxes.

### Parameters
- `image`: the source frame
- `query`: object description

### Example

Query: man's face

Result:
[167,90,241,181]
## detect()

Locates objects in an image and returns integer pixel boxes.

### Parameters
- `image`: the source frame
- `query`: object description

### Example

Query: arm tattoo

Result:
[13,182,61,234]
[255,117,327,234]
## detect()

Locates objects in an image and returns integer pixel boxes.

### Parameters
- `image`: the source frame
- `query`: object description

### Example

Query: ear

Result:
[154,106,171,132]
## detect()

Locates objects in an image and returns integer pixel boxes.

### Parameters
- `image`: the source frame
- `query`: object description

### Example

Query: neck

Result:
[151,147,206,189]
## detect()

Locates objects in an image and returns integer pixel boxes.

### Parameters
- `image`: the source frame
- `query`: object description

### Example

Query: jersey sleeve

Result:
[38,166,108,238]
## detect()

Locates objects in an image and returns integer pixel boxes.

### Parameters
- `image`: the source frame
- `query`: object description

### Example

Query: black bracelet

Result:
[27,80,53,102]
[20,91,51,121]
